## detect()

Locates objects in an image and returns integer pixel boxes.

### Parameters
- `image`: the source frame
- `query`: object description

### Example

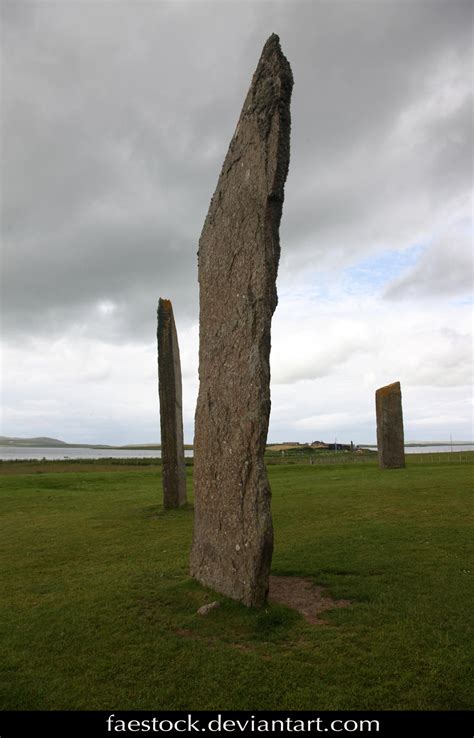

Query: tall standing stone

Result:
[375,381,406,469]
[157,298,187,508]
[190,34,293,607]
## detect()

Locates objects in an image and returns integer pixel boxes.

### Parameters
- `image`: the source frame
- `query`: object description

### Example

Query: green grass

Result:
[264,446,379,464]
[1,456,473,710]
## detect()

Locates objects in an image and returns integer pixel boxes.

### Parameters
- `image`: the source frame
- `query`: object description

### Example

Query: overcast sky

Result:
[1,0,472,445]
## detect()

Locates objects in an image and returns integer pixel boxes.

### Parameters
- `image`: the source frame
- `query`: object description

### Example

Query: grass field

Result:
[1,456,472,710]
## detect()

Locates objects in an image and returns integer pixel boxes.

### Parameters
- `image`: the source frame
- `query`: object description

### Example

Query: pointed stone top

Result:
[262,33,282,51]
[157,298,174,328]
[253,32,293,87]
[259,33,291,67]
[376,381,401,398]
[238,34,293,202]
[158,297,172,311]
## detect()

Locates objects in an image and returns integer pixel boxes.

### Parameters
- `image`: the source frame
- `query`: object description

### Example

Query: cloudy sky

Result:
[1,0,472,445]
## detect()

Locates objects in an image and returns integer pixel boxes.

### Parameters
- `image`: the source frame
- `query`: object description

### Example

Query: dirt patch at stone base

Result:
[268,575,351,625]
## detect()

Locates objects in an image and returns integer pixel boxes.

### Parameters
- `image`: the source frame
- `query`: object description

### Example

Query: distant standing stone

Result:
[190,34,293,607]
[375,381,406,469]
[157,298,187,508]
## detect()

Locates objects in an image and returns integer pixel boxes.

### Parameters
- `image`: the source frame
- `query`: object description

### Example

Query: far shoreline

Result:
[1,439,473,450]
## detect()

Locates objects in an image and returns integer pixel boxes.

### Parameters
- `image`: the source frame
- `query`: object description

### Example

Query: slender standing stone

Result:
[375,381,406,469]
[157,298,187,508]
[190,34,293,607]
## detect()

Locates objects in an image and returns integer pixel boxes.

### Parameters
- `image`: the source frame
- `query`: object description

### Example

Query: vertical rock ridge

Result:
[157,297,187,508]
[190,35,293,607]
[376,381,406,469]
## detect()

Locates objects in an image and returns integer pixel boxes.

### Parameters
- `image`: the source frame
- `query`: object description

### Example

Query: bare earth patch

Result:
[268,575,351,625]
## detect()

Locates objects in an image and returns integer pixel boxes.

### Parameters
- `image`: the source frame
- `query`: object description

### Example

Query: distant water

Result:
[360,444,473,455]
[0,444,472,461]
[0,446,193,461]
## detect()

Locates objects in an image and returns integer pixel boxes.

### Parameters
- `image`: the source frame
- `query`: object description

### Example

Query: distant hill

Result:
[0,436,69,447]
[0,435,161,449]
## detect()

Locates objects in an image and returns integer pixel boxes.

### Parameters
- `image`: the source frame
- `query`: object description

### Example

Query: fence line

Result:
[265,451,473,466]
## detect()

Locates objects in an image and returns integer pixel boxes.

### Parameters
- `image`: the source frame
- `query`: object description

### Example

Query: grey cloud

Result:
[406,328,473,387]
[1,235,198,344]
[1,0,472,344]
[272,337,367,385]
[384,229,473,300]
[276,2,472,271]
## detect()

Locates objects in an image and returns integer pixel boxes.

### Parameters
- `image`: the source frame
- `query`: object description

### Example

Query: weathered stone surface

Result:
[190,34,293,607]
[197,601,220,616]
[157,298,187,508]
[375,381,406,469]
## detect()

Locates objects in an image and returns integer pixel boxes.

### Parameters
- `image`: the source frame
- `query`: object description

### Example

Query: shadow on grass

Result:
[140,503,195,518]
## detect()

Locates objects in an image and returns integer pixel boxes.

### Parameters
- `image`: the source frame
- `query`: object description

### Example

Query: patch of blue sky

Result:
[279,242,428,305]
[341,243,426,296]
[451,295,474,306]
[278,279,337,306]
